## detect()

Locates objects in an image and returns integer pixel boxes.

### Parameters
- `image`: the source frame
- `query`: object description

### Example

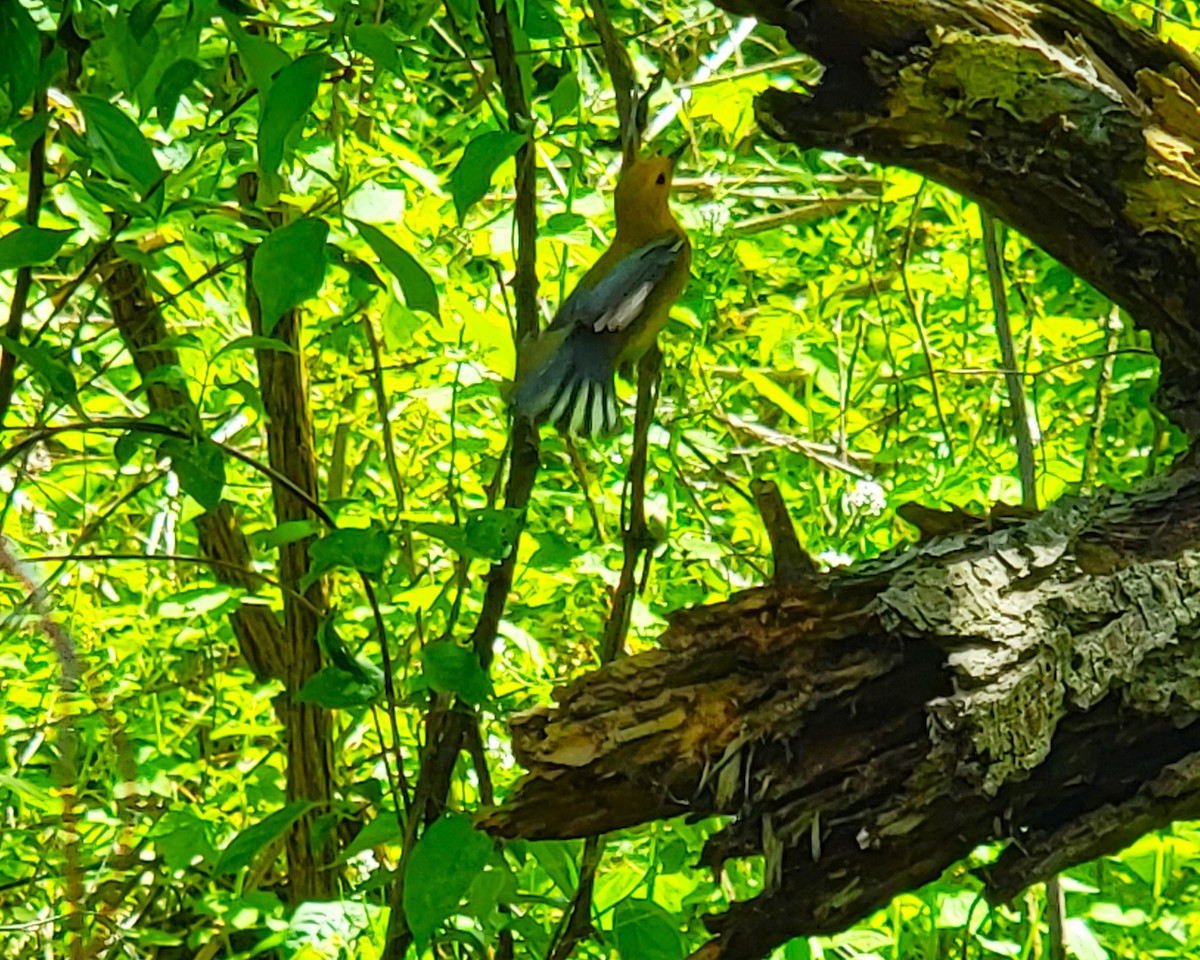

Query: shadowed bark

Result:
[482,1,1200,957]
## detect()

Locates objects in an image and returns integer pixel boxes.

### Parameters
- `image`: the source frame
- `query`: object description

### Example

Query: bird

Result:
[510,149,691,437]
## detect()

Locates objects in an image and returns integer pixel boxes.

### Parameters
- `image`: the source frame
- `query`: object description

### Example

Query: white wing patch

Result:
[592,281,653,333]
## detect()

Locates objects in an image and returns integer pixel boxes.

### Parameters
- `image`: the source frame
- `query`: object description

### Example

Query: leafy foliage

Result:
[0,0,1194,958]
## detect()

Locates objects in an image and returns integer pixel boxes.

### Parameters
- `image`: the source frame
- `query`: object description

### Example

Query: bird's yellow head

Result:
[614,151,681,241]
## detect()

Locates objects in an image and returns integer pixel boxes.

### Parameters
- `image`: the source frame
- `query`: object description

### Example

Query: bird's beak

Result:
[667,141,688,164]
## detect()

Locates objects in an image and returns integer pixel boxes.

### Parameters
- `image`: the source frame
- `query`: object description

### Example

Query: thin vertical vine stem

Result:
[980,208,1038,510]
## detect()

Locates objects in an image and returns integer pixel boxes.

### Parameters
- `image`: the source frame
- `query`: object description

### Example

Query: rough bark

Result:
[104,254,335,902]
[711,0,1200,436]
[245,249,337,903]
[103,257,286,678]
[484,471,1200,957]
[482,3,1200,956]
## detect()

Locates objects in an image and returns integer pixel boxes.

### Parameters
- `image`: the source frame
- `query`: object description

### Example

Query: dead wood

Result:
[484,470,1200,957]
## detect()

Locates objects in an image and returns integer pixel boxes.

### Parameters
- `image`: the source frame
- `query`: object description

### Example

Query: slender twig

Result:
[546,352,663,960]
[980,208,1037,510]
[437,0,503,122]
[587,0,640,160]
[359,315,421,811]
[565,438,606,540]
[900,183,955,458]
[547,14,668,948]
[637,17,757,158]
[680,54,813,89]
[0,81,49,425]
[0,420,337,524]
[382,0,539,954]
[1081,309,1121,487]
[156,253,247,309]
[1046,877,1067,960]
[361,577,413,813]
[466,0,540,670]
[0,535,83,956]
[547,836,605,960]
[603,348,660,662]
[361,315,409,523]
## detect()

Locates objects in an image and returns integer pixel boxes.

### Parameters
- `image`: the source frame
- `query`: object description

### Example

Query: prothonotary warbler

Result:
[511,150,691,437]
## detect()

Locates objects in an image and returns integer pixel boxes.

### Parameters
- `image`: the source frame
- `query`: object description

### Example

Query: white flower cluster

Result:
[843,478,886,517]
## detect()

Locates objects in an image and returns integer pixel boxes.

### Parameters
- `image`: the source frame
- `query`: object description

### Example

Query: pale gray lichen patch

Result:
[873,490,1173,794]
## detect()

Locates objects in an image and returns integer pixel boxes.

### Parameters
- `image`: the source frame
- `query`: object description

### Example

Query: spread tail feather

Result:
[511,341,621,437]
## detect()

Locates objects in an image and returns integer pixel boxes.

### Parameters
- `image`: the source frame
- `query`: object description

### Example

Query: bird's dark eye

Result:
[655,173,666,185]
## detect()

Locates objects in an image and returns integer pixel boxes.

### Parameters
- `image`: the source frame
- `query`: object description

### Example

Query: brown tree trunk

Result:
[245,248,336,904]
[103,258,284,678]
[106,246,335,903]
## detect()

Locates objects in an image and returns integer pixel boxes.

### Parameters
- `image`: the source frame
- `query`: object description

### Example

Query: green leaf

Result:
[403,814,492,945]
[744,368,810,426]
[297,662,383,709]
[416,507,521,562]
[259,53,328,176]
[307,523,391,582]
[0,4,39,127]
[154,59,201,126]
[0,772,56,813]
[114,430,144,466]
[466,859,517,917]
[255,519,322,550]
[523,0,563,39]
[0,226,72,271]
[1088,902,1148,927]
[611,900,686,960]
[252,218,329,333]
[1065,918,1109,960]
[352,220,439,319]
[421,642,491,705]
[11,113,51,153]
[381,297,424,348]
[150,811,217,870]
[157,585,236,620]
[129,0,169,41]
[213,801,314,875]
[75,96,163,197]
[339,811,403,863]
[543,211,585,235]
[449,130,528,221]
[213,334,297,360]
[548,70,579,120]
[228,29,290,97]
[782,939,813,960]
[153,333,204,352]
[159,437,226,510]
[527,839,579,895]
[0,335,76,406]
[349,24,402,76]
[80,178,159,219]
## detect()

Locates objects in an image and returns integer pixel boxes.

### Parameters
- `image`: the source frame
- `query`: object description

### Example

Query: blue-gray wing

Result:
[549,236,686,335]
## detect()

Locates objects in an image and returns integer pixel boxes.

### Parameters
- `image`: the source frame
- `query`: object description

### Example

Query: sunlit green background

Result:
[0,0,1193,956]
